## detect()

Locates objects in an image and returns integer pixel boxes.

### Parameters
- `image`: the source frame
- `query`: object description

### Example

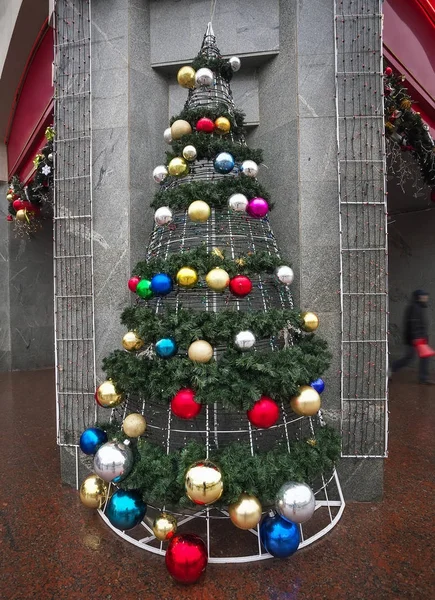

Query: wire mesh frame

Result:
[53,0,97,449]
[333,0,389,457]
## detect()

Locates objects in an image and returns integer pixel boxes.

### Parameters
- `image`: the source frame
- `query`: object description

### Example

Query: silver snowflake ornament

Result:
[41,164,51,176]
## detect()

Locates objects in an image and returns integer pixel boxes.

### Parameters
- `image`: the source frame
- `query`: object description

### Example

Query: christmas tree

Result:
[79,25,342,581]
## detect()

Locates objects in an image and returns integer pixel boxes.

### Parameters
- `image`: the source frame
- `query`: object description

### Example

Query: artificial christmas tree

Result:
[79,24,344,577]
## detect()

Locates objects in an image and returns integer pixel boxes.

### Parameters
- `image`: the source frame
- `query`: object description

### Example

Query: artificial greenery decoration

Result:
[191,54,234,83]
[151,177,271,210]
[171,105,246,135]
[96,423,341,506]
[167,133,263,165]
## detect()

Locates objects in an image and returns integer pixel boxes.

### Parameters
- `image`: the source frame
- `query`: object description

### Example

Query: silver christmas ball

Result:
[93,440,134,483]
[47,153,53,162]
[163,128,172,144]
[275,481,316,524]
[241,160,259,178]
[195,67,214,87]
[228,193,249,212]
[182,145,197,161]
[229,56,241,72]
[275,265,294,285]
[154,206,173,226]
[153,165,168,183]
[235,330,256,351]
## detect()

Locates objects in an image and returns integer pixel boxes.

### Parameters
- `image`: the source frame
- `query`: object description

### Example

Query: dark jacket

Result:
[404,290,429,345]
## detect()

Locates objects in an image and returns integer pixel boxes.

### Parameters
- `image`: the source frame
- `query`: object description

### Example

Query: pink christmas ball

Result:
[247,197,269,218]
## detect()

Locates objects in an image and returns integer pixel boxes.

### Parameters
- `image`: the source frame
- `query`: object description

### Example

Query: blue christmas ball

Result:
[310,378,325,394]
[155,337,178,358]
[105,490,147,531]
[79,427,108,455]
[150,273,173,296]
[260,513,300,558]
[214,152,235,174]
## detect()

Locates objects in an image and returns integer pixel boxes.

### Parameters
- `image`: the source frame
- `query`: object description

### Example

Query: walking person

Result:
[390,289,434,384]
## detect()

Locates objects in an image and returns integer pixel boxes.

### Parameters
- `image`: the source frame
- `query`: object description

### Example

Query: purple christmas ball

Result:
[247,197,269,218]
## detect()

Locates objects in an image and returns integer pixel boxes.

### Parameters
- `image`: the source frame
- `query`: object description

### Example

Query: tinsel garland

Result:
[191,55,234,83]
[133,246,287,280]
[102,337,331,409]
[152,177,270,210]
[167,133,263,164]
[170,105,245,135]
[96,423,341,506]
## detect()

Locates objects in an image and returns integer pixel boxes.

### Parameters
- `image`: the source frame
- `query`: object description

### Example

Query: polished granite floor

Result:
[0,368,433,600]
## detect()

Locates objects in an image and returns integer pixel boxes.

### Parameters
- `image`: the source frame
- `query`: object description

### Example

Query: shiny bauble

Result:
[229,56,241,72]
[300,311,319,332]
[384,66,393,76]
[177,65,196,89]
[228,193,249,212]
[152,165,168,183]
[290,385,321,416]
[247,396,279,429]
[229,493,262,530]
[152,512,177,541]
[247,197,269,218]
[235,330,256,351]
[171,119,192,140]
[188,340,213,363]
[214,152,235,174]
[188,200,210,222]
[96,380,124,408]
[260,512,300,558]
[15,209,28,222]
[171,388,201,419]
[79,427,108,455]
[128,275,140,292]
[122,331,144,351]
[106,489,147,531]
[155,337,178,359]
[276,481,316,524]
[240,160,259,178]
[163,127,173,144]
[150,273,173,296]
[168,156,188,177]
[93,440,134,483]
[6,193,13,202]
[122,413,147,437]
[79,474,109,509]
[229,275,253,297]
[176,266,198,288]
[310,378,325,394]
[196,117,215,133]
[182,145,197,161]
[214,116,231,134]
[154,206,173,226]
[195,67,214,87]
[165,534,208,584]
[205,267,230,291]
[136,278,153,299]
[275,265,294,285]
[185,460,223,505]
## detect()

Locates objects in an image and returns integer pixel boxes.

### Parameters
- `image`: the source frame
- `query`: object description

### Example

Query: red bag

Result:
[413,339,435,358]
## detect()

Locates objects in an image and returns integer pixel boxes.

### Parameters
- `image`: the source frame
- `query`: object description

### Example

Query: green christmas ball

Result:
[136,279,153,299]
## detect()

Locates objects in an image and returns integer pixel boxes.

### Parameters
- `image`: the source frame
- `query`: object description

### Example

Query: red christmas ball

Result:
[6,215,13,222]
[229,275,253,298]
[247,396,279,428]
[171,389,202,419]
[165,533,208,584]
[196,117,215,133]
[431,188,435,203]
[128,276,140,292]
[384,66,393,77]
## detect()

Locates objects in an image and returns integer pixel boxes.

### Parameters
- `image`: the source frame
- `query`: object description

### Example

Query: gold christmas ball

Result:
[6,193,13,202]
[290,385,321,416]
[170,119,192,140]
[229,493,262,530]
[176,266,198,288]
[79,474,109,509]
[214,116,231,134]
[205,267,230,291]
[96,380,124,408]
[152,512,178,541]
[177,66,196,89]
[122,413,147,437]
[168,156,188,177]
[182,145,197,161]
[188,200,211,222]
[185,460,223,505]
[15,209,28,222]
[301,311,319,332]
[188,340,213,363]
[122,331,144,351]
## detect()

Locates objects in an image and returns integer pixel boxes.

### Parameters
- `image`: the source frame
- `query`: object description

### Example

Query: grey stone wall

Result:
[0,181,11,371]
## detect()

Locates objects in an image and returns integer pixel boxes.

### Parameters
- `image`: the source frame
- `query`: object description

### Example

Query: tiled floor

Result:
[0,368,433,599]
